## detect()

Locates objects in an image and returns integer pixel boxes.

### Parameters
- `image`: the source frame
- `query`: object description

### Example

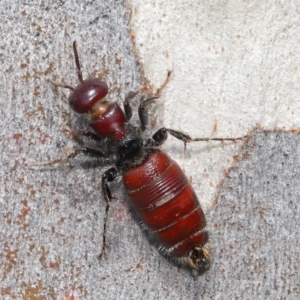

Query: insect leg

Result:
[31,146,105,167]
[77,130,103,142]
[139,96,159,131]
[99,167,118,259]
[145,127,247,147]
[123,91,140,121]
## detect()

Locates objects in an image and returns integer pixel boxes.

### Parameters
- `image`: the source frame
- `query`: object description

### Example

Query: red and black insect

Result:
[51,42,245,272]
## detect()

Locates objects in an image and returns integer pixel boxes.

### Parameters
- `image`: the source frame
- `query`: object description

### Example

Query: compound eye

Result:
[68,78,108,113]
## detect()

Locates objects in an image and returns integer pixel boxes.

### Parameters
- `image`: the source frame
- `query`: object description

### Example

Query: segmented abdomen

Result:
[123,150,208,257]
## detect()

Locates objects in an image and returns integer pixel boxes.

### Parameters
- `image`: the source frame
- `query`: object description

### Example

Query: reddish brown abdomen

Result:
[123,151,208,257]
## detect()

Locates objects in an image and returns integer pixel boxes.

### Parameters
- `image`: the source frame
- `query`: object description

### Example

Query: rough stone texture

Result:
[0,1,299,299]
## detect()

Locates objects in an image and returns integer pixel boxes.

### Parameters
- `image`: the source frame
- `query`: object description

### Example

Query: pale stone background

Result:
[0,1,299,299]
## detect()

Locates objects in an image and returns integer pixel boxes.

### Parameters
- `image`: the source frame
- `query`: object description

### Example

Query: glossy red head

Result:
[68,78,108,113]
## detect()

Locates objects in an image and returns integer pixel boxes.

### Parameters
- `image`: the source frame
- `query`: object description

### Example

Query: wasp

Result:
[50,42,246,272]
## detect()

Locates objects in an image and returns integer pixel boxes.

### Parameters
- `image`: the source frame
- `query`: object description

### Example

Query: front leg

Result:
[98,167,118,259]
[124,94,159,131]
[123,91,139,121]
[139,96,159,131]
[125,71,171,129]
